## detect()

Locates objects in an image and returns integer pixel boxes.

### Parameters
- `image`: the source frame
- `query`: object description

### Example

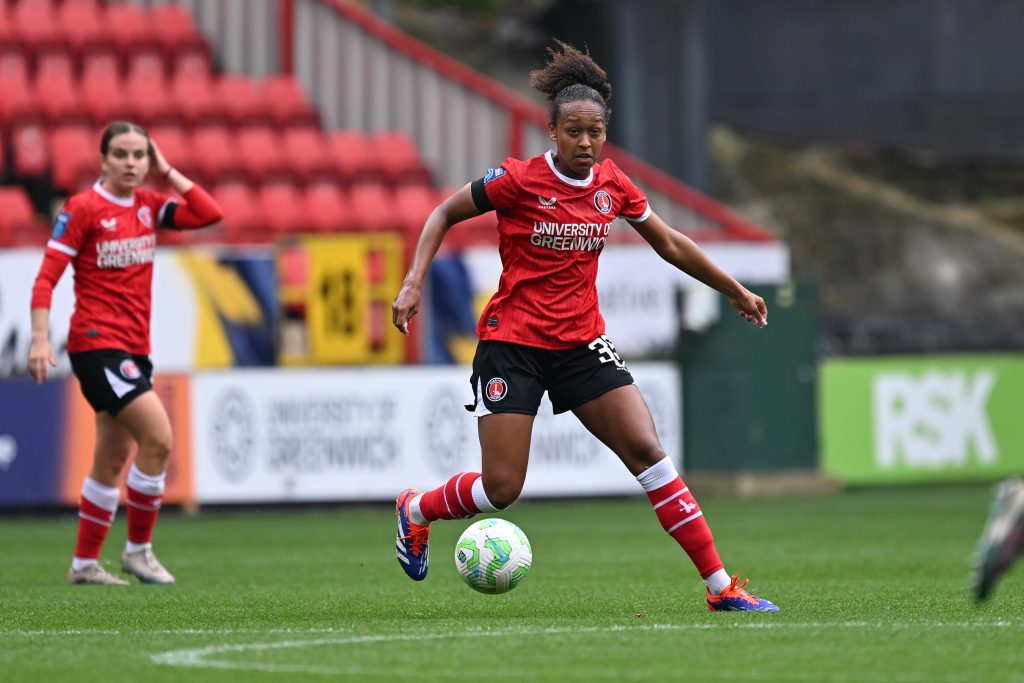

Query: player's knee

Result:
[141,431,173,463]
[483,479,522,510]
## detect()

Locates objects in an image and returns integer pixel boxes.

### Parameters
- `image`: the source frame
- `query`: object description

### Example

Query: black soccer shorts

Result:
[69,348,154,415]
[465,335,635,416]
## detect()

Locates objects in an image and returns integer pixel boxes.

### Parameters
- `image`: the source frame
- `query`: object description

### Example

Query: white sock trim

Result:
[704,568,731,595]
[636,457,678,492]
[82,477,119,511]
[471,477,499,512]
[125,541,153,553]
[408,494,428,525]
[71,558,99,572]
[127,463,166,496]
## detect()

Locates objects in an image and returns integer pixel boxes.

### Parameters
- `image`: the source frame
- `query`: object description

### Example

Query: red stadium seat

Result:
[0,47,29,81]
[348,183,403,232]
[102,3,158,62]
[35,51,75,82]
[10,1,62,57]
[56,0,110,58]
[258,182,309,235]
[216,75,270,127]
[125,73,178,128]
[393,184,437,233]
[35,75,87,125]
[303,183,354,232]
[81,50,121,81]
[189,125,244,185]
[0,72,37,128]
[282,126,337,185]
[213,182,266,243]
[11,122,49,181]
[148,4,208,69]
[125,47,167,83]
[172,48,211,80]
[260,75,319,128]
[80,73,132,127]
[170,73,222,127]
[327,130,383,185]
[373,131,431,185]
[236,126,290,186]
[50,124,97,192]
[0,186,39,246]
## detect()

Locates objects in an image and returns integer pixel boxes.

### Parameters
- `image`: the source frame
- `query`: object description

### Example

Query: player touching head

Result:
[390,42,776,612]
[29,121,223,586]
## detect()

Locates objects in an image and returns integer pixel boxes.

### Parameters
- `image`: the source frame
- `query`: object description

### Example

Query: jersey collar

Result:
[92,180,135,207]
[545,150,594,187]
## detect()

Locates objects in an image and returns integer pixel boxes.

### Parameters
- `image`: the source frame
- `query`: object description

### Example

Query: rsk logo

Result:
[873,370,998,469]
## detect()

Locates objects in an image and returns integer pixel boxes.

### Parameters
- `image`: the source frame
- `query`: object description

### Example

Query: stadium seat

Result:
[373,131,431,185]
[35,51,75,82]
[0,185,39,246]
[189,125,244,185]
[125,73,177,128]
[102,2,159,63]
[260,75,319,128]
[11,122,49,181]
[171,73,222,127]
[213,182,266,243]
[348,183,404,232]
[303,183,354,232]
[80,72,132,127]
[125,47,167,83]
[281,126,337,185]
[0,47,30,81]
[148,4,209,69]
[81,50,121,81]
[49,124,97,192]
[447,209,499,249]
[56,0,110,59]
[327,130,383,185]
[172,48,211,80]
[393,184,437,233]
[0,72,36,129]
[216,75,270,127]
[10,1,62,58]
[236,126,291,186]
[258,182,309,235]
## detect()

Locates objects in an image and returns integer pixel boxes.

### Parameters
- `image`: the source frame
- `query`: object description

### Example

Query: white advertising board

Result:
[192,363,681,503]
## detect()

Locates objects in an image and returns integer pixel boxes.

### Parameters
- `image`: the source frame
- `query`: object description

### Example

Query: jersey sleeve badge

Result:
[51,210,71,238]
[483,167,507,185]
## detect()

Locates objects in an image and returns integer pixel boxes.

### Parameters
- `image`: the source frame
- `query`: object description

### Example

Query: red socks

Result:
[646,477,723,578]
[74,478,118,561]
[125,465,165,547]
[417,472,482,522]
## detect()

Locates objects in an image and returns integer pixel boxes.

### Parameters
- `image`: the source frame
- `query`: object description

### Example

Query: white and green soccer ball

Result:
[454,518,532,594]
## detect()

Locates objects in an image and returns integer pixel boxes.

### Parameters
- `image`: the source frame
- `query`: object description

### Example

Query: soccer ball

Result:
[454,518,532,594]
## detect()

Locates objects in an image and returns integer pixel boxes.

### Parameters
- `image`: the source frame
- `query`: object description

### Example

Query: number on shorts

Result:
[588,335,625,368]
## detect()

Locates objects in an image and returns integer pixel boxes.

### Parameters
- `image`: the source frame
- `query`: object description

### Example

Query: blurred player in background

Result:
[391,42,778,611]
[972,476,1024,600]
[28,121,223,586]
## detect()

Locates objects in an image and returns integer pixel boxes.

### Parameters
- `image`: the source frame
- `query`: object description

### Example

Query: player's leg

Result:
[67,412,133,585]
[972,476,1024,600]
[114,391,176,584]
[396,341,542,581]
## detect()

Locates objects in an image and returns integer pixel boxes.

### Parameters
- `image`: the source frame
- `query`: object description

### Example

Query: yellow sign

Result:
[280,234,405,365]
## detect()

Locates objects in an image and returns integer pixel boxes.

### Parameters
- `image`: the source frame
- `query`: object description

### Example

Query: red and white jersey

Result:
[474,150,651,349]
[46,181,177,354]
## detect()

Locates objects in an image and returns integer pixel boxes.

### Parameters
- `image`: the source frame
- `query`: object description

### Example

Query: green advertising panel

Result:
[821,355,1024,484]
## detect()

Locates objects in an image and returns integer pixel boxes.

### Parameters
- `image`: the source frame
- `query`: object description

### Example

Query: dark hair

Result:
[529,40,612,125]
[99,121,150,156]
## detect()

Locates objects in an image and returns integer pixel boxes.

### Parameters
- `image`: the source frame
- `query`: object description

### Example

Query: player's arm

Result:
[392,184,482,335]
[629,211,767,327]
[28,249,72,383]
[150,138,224,230]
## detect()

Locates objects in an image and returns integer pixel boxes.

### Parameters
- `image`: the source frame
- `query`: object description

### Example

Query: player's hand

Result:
[149,138,171,177]
[729,287,768,328]
[392,281,422,335]
[27,338,57,384]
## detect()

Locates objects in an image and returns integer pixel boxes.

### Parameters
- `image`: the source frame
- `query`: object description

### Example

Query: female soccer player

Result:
[392,42,778,611]
[28,121,223,585]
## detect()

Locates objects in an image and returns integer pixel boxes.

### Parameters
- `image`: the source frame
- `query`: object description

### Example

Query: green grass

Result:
[2,486,1023,682]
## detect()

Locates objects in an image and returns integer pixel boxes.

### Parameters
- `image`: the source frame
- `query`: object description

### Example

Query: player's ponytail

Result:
[529,40,612,125]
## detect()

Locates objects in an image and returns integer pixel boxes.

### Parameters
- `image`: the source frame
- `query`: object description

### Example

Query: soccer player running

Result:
[28,121,223,585]
[392,42,778,611]
[972,476,1024,600]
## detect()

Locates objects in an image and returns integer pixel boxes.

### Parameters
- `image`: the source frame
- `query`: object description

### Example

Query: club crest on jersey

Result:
[483,167,506,185]
[537,195,557,209]
[119,359,142,380]
[52,211,71,238]
[137,206,153,228]
[594,190,613,214]
[485,378,508,402]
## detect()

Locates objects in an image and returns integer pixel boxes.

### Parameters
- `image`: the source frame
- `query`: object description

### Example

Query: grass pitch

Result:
[1,485,1022,682]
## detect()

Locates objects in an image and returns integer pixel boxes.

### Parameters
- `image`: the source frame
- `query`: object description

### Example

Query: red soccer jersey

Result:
[44,181,177,354]
[475,150,651,349]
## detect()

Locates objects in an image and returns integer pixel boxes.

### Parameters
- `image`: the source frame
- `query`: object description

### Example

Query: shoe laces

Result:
[401,521,429,557]
[717,574,757,604]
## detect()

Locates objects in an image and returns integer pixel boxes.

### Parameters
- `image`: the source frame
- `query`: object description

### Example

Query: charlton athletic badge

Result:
[485,377,508,402]
[119,359,142,380]
[594,190,612,214]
